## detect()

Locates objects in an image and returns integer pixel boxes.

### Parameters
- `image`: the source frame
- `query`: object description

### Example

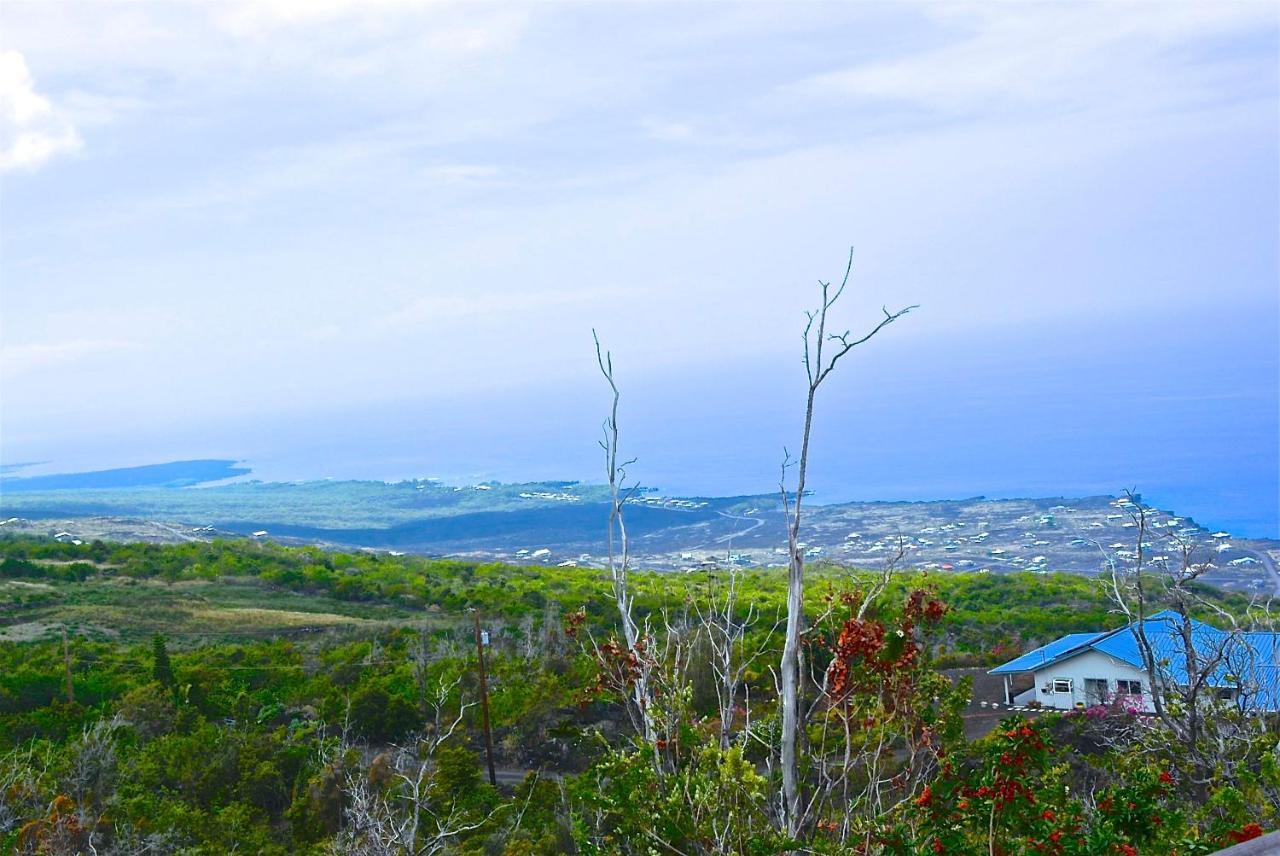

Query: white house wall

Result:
[1029,650,1152,712]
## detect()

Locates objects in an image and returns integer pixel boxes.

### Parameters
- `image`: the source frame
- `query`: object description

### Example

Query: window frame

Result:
[1115,679,1142,696]
[1052,678,1073,694]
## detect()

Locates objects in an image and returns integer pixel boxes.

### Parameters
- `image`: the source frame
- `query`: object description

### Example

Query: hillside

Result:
[3,468,1276,594]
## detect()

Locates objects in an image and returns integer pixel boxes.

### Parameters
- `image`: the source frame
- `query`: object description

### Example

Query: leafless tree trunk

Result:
[778,249,915,836]
[594,331,659,753]
[1100,491,1279,802]
[693,566,780,750]
[332,675,493,856]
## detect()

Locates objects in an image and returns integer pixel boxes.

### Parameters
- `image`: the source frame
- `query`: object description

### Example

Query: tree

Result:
[331,674,503,855]
[778,249,915,835]
[1101,492,1280,812]
[592,332,659,754]
[151,634,174,689]
[692,567,777,752]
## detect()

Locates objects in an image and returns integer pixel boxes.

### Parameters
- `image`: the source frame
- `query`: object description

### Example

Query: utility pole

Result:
[472,610,498,787]
[62,627,75,704]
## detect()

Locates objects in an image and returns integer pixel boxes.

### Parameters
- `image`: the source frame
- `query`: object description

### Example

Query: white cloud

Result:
[641,118,696,142]
[1,339,139,375]
[209,0,530,80]
[0,50,81,172]
[795,2,1276,115]
[421,163,502,185]
[376,287,641,333]
[213,0,438,36]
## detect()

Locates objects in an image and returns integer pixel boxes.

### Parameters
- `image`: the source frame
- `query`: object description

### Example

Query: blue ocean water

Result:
[11,303,1276,539]
[229,303,1278,539]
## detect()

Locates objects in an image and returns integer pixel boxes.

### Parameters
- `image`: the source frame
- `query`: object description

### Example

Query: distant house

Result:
[990,611,1280,713]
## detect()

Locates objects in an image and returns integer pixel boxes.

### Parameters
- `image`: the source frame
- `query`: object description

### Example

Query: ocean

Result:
[228,304,1279,539]
[7,303,1277,539]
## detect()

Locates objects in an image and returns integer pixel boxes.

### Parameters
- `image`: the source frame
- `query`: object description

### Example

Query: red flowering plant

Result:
[898,716,1068,854]
[1200,783,1273,849]
[883,715,1190,855]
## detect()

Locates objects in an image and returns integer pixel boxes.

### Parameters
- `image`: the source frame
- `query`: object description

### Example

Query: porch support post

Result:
[1004,674,1012,705]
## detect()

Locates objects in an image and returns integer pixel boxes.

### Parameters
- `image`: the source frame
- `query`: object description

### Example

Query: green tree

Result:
[152,633,175,688]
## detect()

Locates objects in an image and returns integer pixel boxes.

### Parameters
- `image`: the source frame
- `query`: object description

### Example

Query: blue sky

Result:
[1,2,1277,531]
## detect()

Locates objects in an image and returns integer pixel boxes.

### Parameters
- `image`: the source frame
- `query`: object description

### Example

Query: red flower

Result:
[1042,810,1055,821]
[1227,823,1265,843]
[1158,770,1173,784]
[1049,831,1062,843]
[932,840,945,853]
[1117,846,1137,856]
[915,785,933,807]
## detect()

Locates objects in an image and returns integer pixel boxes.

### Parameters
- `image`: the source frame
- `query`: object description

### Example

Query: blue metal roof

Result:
[1091,612,1242,686]
[989,632,1103,674]
[990,611,1280,710]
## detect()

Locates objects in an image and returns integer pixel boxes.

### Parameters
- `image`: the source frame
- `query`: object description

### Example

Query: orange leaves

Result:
[823,589,946,703]
[563,607,587,638]
[17,793,90,851]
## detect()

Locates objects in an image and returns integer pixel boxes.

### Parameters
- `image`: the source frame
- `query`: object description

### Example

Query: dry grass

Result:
[189,606,375,627]
[0,580,55,591]
[0,575,427,644]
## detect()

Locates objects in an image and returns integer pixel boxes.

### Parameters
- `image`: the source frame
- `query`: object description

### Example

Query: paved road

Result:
[492,766,562,786]
[1245,547,1280,596]
[713,510,766,545]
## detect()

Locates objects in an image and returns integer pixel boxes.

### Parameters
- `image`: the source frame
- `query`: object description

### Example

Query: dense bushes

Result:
[1,535,1270,853]
[0,626,586,853]
[1,534,1250,664]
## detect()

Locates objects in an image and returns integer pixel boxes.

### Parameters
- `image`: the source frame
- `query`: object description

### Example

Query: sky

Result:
[1,2,1278,534]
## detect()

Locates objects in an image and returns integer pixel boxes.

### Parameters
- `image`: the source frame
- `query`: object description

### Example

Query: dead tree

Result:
[593,331,659,752]
[1102,491,1280,804]
[778,249,915,836]
[332,675,491,856]
[692,566,780,750]
[791,535,916,842]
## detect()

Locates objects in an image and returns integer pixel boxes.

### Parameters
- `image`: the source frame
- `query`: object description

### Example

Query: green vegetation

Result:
[0,535,1248,655]
[0,478,618,530]
[0,535,1270,853]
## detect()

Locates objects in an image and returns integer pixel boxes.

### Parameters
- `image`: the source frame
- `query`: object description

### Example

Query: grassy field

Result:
[0,575,434,646]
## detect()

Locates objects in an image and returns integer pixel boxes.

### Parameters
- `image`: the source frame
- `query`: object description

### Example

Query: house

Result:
[990,611,1280,713]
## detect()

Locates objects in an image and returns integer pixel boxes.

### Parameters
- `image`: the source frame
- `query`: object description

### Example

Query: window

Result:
[1116,679,1142,696]
[1052,679,1072,694]
[1084,678,1108,704]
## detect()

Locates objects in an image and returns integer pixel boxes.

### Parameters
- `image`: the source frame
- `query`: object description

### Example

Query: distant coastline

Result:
[2,458,1280,545]
[0,459,250,492]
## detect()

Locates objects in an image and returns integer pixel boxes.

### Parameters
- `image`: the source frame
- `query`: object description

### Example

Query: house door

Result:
[1084,678,1108,706]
